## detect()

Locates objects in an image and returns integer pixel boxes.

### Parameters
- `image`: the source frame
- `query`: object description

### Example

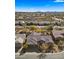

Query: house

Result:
[27,32,54,45]
[15,34,26,44]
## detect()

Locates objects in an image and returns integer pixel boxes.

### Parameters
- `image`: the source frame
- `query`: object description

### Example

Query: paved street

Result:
[15,52,64,59]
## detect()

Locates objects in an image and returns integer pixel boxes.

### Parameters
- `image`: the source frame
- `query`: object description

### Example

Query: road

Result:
[15,52,64,59]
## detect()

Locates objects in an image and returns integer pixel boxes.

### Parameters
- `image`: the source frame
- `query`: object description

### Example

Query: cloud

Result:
[54,0,64,2]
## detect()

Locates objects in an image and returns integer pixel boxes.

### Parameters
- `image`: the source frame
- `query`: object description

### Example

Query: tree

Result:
[47,25,55,42]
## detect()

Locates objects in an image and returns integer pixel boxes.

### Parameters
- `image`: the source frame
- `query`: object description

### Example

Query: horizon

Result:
[15,11,64,12]
[15,0,64,12]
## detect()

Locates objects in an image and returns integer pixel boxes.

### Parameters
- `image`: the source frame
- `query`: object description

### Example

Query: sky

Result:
[15,0,64,12]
